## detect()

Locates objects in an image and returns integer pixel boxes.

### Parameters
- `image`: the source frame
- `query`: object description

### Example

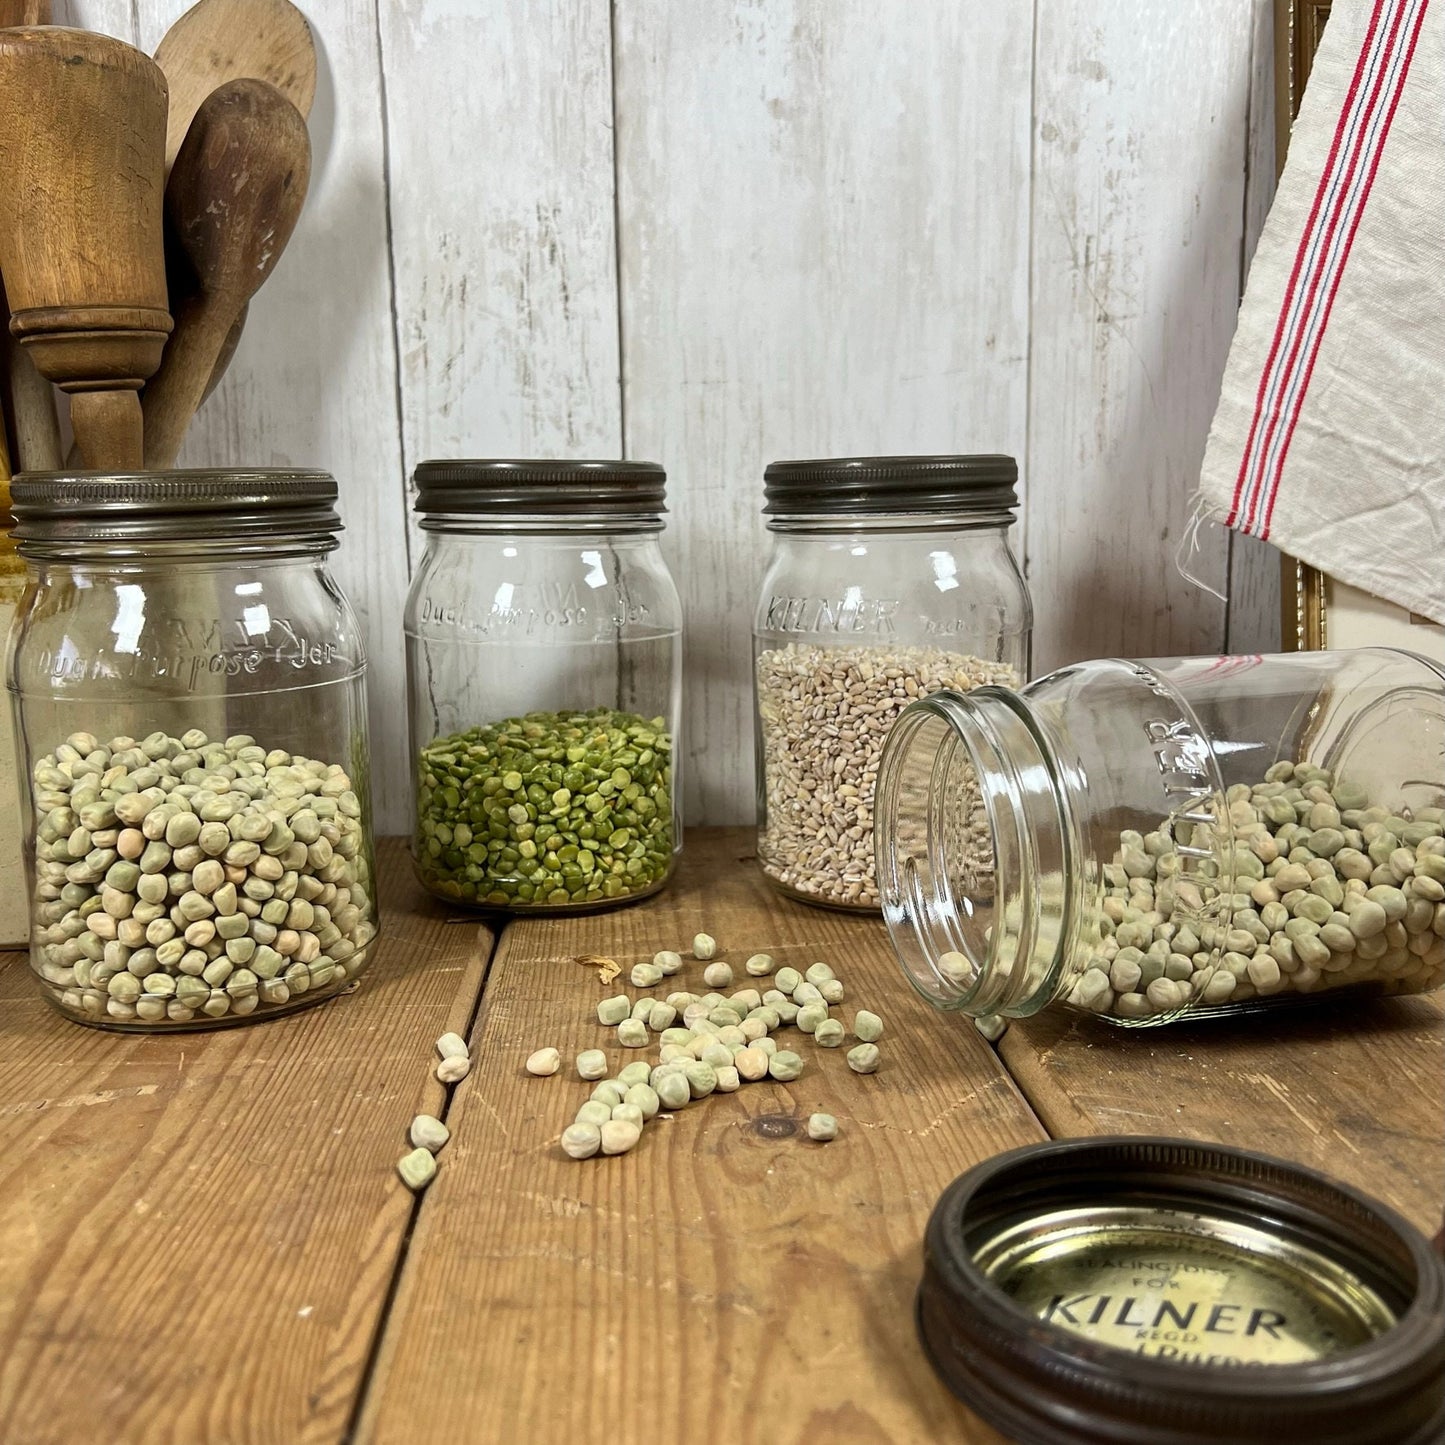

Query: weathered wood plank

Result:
[0,839,494,1445]
[358,830,1042,1443]
[614,3,1034,823]
[376,0,622,488]
[1027,0,1256,670]
[997,993,1445,1235]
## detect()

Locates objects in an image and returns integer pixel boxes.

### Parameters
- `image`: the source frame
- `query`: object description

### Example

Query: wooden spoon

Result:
[142,78,310,469]
[0,27,170,470]
[154,0,316,176]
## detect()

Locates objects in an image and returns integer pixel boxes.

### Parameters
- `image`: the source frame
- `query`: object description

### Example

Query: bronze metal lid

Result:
[918,1137,1445,1444]
[763,454,1017,522]
[9,470,339,546]
[413,459,666,529]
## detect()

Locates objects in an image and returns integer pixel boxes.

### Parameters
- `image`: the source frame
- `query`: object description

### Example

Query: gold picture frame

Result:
[1276,0,1332,650]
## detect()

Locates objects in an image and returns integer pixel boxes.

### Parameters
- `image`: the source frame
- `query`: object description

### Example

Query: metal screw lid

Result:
[917,1137,1445,1445]
[8,470,340,545]
[413,459,667,528]
[763,454,1018,520]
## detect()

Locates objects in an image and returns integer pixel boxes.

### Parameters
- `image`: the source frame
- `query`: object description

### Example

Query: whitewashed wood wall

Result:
[65,0,1282,832]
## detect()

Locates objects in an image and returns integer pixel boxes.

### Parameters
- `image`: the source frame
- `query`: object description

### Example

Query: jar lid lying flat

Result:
[763,454,1017,519]
[413,458,666,524]
[9,470,338,544]
[919,1137,1445,1445]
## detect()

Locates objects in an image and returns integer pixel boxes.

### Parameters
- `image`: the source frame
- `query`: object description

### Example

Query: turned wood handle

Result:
[0,27,170,469]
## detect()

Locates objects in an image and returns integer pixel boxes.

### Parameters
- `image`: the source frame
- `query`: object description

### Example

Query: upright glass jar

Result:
[876,648,1445,1027]
[753,455,1031,911]
[405,460,682,912]
[6,472,378,1031]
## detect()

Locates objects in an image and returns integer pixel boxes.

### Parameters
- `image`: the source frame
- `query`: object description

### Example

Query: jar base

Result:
[415,863,674,916]
[37,943,375,1032]
[757,863,881,914]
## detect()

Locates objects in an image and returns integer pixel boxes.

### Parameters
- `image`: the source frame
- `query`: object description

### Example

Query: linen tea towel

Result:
[1197,0,1445,625]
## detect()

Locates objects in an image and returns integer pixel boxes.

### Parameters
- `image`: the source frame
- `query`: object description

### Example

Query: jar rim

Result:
[763,510,1017,534]
[8,470,340,547]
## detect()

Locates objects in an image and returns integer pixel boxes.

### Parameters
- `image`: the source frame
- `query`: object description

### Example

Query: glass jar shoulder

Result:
[405,531,681,645]
[10,554,365,699]
[754,526,1030,656]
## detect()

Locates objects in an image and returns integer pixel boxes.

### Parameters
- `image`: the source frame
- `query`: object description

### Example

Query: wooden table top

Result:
[1,831,1440,1445]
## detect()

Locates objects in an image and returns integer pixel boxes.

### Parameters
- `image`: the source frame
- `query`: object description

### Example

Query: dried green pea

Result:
[630,962,664,988]
[591,1080,626,1107]
[804,962,835,986]
[561,1122,602,1160]
[692,932,717,959]
[410,1115,450,1152]
[654,949,684,975]
[525,1047,561,1076]
[610,1102,645,1129]
[599,1119,642,1155]
[397,1148,437,1190]
[744,953,774,976]
[617,1060,652,1087]
[775,966,802,994]
[700,1042,734,1071]
[702,961,734,988]
[683,1060,717,1098]
[806,1112,837,1141]
[768,1050,803,1081]
[813,1019,844,1048]
[853,1010,883,1042]
[797,1002,828,1034]
[597,995,631,1026]
[647,1001,678,1031]
[623,1083,660,1119]
[575,1101,613,1128]
[617,1018,648,1048]
[654,1071,691,1110]
[734,1046,769,1080]
[577,1049,609,1080]
[847,1043,880,1074]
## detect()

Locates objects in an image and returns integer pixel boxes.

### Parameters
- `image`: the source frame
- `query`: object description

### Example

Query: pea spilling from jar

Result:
[414,707,674,910]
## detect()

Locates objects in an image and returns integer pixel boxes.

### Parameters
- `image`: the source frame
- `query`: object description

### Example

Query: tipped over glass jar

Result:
[876,649,1445,1027]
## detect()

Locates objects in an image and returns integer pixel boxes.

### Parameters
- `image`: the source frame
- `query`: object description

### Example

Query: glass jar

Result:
[0,489,28,948]
[404,459,682,912]
[6,471,378,1031]
[876,648,1445,1027]
[753,454,1031,911]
